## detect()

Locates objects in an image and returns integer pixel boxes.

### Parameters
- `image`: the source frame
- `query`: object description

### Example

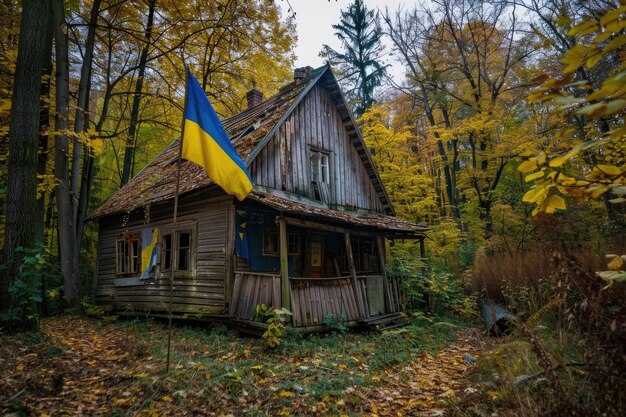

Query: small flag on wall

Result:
[140,228,159,279]
[235,221,249,259]
[182,69,253,200]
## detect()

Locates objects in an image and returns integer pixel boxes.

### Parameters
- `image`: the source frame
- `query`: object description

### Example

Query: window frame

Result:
[341,237,380,274]
[115,234,141,276]
[263,230,300,256]
[310,149,330,185]
[159,226,196,275]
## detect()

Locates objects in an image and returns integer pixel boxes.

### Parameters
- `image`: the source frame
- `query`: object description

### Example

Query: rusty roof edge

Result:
[253,185,383,216]
[249,186,430,233]
[244,65,329,166]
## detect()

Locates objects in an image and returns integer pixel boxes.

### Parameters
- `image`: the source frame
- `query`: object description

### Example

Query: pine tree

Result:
[320,0,386,117]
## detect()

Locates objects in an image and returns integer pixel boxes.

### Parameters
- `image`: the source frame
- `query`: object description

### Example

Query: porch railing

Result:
[290,276,361,326]
[230,271,281,320]
[231,272,400,326]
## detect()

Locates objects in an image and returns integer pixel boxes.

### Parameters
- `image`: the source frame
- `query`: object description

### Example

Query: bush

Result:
[323,314,348,334]
[0,246,62,332]
[253,304,292,348]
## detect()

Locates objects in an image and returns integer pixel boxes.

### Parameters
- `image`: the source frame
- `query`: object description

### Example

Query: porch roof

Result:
[247,190,429,238]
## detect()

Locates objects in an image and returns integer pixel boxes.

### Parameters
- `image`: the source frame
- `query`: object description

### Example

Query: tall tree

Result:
[73,0,102,247]
[1,0,51,312]
[52,0,82,311]
[384,0,533,237]
[120,0,156,187]
[320,0,387,117]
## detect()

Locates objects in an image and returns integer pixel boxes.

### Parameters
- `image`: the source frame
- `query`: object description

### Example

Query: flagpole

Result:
[166,64,189,373]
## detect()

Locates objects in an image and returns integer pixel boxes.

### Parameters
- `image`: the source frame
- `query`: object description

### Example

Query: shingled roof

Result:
[89,66,395,221]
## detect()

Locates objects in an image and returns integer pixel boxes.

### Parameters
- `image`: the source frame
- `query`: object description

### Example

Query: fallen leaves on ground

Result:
[364,327,485,416]
[0,316,487,416]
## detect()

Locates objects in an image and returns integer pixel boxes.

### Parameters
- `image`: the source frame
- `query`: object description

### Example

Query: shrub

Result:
[253,304,292,349]
[0,246,61,332]
[323,314,348,334]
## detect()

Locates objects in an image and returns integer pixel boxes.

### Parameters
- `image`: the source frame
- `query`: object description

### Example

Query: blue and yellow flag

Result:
[140,227,159,279]
[182,70,253,201]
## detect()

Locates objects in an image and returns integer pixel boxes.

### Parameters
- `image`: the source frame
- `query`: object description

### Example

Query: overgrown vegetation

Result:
[253,304,292,348]
[450,244,625,417]
[0,246,62,332]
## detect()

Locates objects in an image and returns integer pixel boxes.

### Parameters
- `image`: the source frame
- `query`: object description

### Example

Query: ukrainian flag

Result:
[140,227,159,279]
[182,70,253,200]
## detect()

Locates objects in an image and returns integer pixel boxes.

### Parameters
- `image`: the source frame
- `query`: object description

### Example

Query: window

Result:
[341,238,380,274]
[288,233,301,255]
[311,151,329,184]
[263,231,300,256]
[116,235,140,275]
[162,234,172,270]
[178,232,191,270]
[311,150,331,201]
[161,231,192,271]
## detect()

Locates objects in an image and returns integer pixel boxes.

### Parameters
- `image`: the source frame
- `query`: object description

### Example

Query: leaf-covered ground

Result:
[0,316,487,416]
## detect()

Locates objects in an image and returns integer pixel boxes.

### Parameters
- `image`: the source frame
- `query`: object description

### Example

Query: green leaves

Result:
[254,304,292,349]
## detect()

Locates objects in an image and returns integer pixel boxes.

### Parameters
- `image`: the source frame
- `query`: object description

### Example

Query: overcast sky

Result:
[277,0,409,83]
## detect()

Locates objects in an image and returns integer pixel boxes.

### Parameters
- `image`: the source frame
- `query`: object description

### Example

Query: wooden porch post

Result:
[278,217,291,312]
[376,235,394,313]
[345,232,367,318]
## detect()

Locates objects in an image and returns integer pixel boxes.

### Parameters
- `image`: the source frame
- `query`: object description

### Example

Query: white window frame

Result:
[311,150,330,185]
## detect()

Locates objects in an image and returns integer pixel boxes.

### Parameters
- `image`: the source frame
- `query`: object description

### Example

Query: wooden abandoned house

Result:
[89,65,429,332]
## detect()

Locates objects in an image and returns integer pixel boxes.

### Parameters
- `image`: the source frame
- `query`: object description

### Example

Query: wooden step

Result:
[228,318,268,337]
[359,313,410,331]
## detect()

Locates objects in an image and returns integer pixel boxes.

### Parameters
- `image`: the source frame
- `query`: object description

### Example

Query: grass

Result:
[0,314,474,416]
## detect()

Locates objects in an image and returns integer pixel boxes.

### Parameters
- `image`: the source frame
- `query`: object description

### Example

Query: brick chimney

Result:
[246,88,263,109]
[294,66,313,82]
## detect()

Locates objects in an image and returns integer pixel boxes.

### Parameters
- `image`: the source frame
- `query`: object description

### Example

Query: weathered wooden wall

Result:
[250,85,385,213]
[94,194,233,315]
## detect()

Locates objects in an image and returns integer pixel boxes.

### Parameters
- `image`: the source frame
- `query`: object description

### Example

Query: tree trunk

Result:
[1,0,52,312]
[120,0,157,187]
[36,10,54,245]
[53,0,82,312]
[74,0,101,246]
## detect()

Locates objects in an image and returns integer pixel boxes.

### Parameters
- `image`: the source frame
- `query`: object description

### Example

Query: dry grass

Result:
[471,244,614,312]
[461,243,626,417]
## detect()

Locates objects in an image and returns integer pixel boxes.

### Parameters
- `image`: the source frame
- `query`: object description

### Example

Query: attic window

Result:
[310,150,330,202]
[311,151,329,183]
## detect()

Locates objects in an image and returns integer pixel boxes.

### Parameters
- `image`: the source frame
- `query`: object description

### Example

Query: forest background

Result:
[0,0,625,415]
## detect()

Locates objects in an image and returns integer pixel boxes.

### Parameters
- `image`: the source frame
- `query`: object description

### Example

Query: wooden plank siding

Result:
[250,85,384,213]
[94,195,233,315]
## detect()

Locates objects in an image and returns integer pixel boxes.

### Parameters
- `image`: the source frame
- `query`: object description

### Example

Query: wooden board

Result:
[249,85,385,213]
[95,196,231,316]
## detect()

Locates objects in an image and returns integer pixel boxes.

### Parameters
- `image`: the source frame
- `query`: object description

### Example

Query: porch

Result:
[229,272,406,332]
[228,195,428,333]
